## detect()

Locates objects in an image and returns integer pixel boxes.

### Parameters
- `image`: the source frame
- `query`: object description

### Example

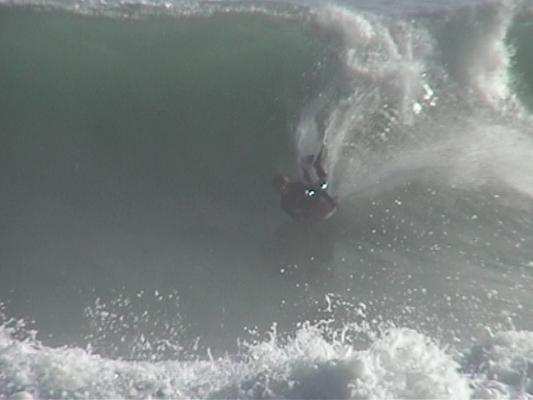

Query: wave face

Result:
[1,0,533,398]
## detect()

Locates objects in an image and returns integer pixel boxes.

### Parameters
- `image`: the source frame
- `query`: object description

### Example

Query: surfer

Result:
[273,146,337,221]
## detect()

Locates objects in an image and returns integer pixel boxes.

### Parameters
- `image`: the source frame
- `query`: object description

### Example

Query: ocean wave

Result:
[1,1,533,398]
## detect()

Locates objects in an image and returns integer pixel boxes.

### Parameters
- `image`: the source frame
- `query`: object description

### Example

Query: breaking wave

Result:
[1,0,532,398]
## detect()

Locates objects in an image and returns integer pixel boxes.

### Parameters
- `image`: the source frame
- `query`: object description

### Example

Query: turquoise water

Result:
[1,0,532,398]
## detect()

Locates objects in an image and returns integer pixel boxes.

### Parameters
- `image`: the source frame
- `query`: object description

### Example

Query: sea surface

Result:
[1,0,533,398]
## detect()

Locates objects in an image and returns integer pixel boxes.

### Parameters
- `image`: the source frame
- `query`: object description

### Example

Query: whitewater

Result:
[0,0,533,398]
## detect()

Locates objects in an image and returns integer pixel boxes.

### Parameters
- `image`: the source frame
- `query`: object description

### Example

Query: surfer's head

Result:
[272,175,289,194]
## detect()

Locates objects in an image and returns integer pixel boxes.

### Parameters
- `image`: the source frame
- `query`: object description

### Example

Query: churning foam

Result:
[295,1,533,201]
[2,319,533,399]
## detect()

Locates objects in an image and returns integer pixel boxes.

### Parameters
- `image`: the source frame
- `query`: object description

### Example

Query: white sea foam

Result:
[445,0,518,109]
[2,322,533,399]
[465,330,533,399]
[295,5,436,194]
[294,1,533,201]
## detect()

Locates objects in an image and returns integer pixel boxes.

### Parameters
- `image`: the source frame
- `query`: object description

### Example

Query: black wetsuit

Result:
[280,182,336,221]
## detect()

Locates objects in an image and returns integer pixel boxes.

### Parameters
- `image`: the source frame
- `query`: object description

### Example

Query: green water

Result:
[0,9,330,193]
[0,8,333,346]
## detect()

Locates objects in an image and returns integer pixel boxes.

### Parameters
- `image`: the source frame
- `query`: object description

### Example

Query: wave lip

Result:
[0,0,309,20]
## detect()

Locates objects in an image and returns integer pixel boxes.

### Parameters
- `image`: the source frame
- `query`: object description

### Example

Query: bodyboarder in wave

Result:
[273,146,337,221]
